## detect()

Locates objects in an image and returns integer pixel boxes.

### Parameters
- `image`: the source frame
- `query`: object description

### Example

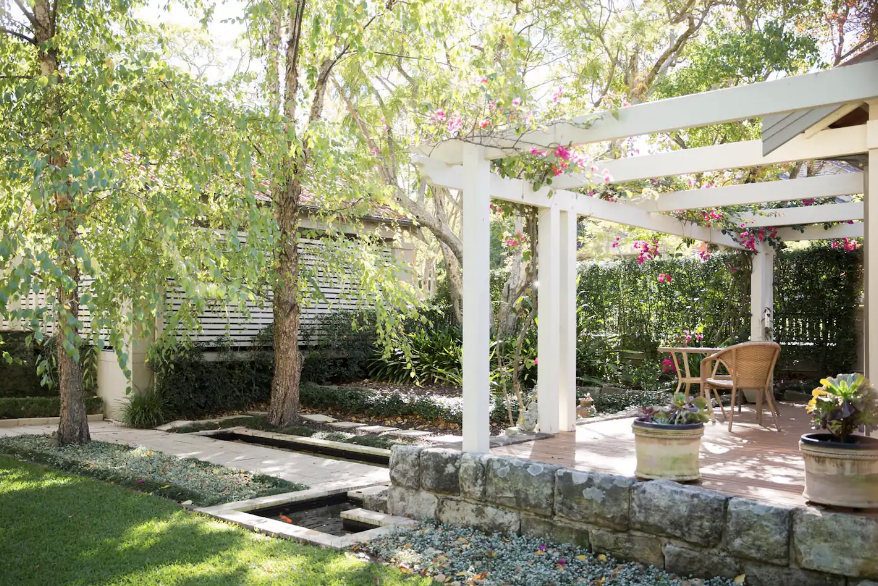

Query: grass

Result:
[0,456,429,586]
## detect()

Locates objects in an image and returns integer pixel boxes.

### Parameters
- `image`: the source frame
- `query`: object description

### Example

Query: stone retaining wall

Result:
[387,446,878,586]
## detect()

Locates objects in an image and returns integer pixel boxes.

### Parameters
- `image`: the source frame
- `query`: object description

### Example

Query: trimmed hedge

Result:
[0,396,103,419]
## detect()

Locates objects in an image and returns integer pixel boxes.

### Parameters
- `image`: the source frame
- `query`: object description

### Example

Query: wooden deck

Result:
[492,403,822,508]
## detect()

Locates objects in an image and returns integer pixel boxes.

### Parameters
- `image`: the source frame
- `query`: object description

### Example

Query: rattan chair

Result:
[700,341,782,432]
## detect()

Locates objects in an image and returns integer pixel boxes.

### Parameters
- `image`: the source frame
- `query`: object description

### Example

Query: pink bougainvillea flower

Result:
[512,97,521,106]
[479,76,488,84]
[534,357,539,365]
[554,145,571,160]
[447,116,463,133]
[622,100,630,107]
[530,147,546,156]
[479,119,490,129]
[433,109,446,122]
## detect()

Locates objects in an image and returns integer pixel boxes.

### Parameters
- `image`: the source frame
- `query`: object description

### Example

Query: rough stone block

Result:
[460,453,490,500]
[363,487,390,514]
[663,544,740,580]
[389,445,422,489]
[485,456,560,517]
[554,469,634,530]
[589,528,664,568]
[387,486,437,520]
[520,514,590,548]
[741,561,845,586]
[437,497,519,534]
[793,508,878,579]
[420,448,461,495]
[725,498,791,565]
[631,480,728,547]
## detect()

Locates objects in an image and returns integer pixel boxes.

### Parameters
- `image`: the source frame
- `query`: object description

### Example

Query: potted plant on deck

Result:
[632,393,710,481]
[800,374,878,508]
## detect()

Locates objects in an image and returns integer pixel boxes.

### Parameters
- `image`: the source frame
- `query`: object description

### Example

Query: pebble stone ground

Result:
[0,420,390,491]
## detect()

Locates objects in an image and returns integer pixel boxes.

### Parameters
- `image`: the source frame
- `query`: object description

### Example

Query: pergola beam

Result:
[628,173,863,212]
[775,223,863,241]
[554,125,868,188]
[414,60,878,165]
[738,202,863,227]
[415,155,743,248]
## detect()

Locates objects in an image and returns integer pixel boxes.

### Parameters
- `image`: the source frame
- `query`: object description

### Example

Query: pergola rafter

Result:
[628,174,863,212]
[414,64,878,453]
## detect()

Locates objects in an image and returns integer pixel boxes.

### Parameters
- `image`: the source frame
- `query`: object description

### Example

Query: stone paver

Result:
[301,414,335,423]
[389,429,433,438]
[358,425,399,433]
[328,421,365,430]
[0,421,388,491]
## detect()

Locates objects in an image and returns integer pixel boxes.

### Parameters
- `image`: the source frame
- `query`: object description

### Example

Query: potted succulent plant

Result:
[800,374,878,508]
[632,393,710,481]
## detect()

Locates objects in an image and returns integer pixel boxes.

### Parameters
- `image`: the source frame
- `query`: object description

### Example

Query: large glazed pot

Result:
[632,419,704,481]
[800,433,878,508]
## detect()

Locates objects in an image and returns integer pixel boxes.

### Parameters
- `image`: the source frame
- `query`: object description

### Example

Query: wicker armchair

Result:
[700,341,782,432]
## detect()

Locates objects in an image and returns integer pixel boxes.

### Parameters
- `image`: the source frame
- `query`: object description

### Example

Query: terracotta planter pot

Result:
[632,419,704,481]
[800,433,878,508]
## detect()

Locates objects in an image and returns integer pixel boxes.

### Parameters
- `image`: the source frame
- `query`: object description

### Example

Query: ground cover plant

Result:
[0,436,303,506]
[168,415,409,450]
[361,523,739,586]
[0,456,427,586]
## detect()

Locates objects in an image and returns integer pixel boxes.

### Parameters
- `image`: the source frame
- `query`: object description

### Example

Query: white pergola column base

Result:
[537,204,561,433]
[461,144,491,453]
[750,245,775,341]
[559,210,578,431]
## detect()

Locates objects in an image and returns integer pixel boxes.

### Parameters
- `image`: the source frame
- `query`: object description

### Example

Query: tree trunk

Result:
[268,0,307,427]
[33,0,90,444]
[439,242,462,324]
[57,283,90,445]
[268,182,303,426]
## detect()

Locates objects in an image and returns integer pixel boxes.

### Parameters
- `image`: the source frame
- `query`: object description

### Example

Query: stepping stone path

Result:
[328,421,366,430]
[357,425,399,433]
[389,429,433,438]
[301,414,335,423]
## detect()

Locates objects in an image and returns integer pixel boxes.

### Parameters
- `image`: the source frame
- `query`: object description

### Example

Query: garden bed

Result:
[167,414,416,450]
[358,523,739,586]
[0,435,305,506]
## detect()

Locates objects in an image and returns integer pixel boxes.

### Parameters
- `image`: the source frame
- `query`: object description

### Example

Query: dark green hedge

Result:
[153,339,273,419]
[0,396,103,419]
[577,247,862,375]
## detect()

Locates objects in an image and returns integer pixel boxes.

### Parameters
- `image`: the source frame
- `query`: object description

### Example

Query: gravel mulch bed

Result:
[358,523,739,586]
[0,435,305,506]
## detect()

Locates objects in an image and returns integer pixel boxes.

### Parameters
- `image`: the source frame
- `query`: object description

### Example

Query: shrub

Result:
[151,337,272,419]
[0,396,103,419]
[299,383,465,425]
[122,387,169,429]
[368,324,463,386]
[299,311,378,384]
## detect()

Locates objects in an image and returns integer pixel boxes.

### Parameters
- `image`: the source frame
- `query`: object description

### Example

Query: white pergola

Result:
[413,60,878,453]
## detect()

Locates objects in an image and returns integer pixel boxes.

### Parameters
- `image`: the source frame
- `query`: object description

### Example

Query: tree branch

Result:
[0,26,35,44]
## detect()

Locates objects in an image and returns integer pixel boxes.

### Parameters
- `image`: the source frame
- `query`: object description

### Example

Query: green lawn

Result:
[0,456,428,586]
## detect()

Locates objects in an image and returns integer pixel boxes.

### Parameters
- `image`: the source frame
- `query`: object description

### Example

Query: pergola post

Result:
[537,203,561,433]
[866,101,878,378]
[750,245,775,341]
[461,143,491,453]
[558,210,578,431]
